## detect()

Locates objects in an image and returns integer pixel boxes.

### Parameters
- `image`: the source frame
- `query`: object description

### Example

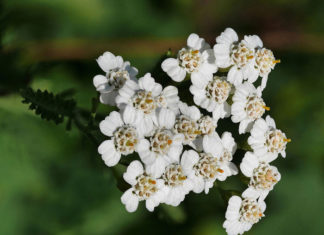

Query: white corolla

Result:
[161,160,193,207]
[223,195,266,235]
[137,109,184,178]
[121,161,167,212]
[190,76,232,120]
[240,151,281,201]
[162,33,217,85]
[98,111,143,167]
[116,73,179,136]
[248,115,290,162]
[231,82,269,134]
[214,28,263,86]
[93,52,138,105]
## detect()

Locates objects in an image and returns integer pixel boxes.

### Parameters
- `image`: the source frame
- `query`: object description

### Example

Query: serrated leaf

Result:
[20,87,76,125]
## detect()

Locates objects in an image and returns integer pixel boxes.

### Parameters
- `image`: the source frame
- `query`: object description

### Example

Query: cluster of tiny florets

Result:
[93,28,289,235]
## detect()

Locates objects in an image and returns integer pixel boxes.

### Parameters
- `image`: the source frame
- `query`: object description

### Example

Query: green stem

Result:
[72,112,100,145]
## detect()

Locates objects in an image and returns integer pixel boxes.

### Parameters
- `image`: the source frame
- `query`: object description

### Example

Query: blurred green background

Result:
[0,0,323,234]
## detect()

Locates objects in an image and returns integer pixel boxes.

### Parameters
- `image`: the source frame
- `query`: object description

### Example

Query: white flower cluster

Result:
[93,28,290,235]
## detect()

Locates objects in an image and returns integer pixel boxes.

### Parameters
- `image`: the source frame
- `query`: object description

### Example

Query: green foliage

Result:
[20,87,76,124]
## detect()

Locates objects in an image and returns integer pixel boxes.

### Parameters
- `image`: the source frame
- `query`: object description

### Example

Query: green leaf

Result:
[20,87,76,124]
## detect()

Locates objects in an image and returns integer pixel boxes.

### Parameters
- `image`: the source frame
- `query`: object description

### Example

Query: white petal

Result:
[216,28,238,45]
[146,157,167,178]
[187,105,201,121]
[157,108,175,129]
[117,80,138,101]
[121,188,139,212]
[203,135,223,157]
[138,73,162,96]
[98,139,114,155]
[161,58,179,73]
[124,61,138,77]
[167,145,183,163]
[224,220,245,235]
[93,74,108,88]
[139,151,156,166]
[192,176,205,193]
[97,51,118,72]
[200,49,217,71]
[259,200,267,212]
[122,105,137,126]
[162,86,179,99]
[191,71,211,89]
[172,133,184,146]
[169,67,187,82]
[260,75,269,91]
[243,35,263,49]
[246,67,259,84]
[239,119,253,134]
[164,188,186,206]
[99,111,123,136]
[136,114,154,136]
[259,191,270,202]
[190,84,206,99]
[115,56,124,67]
[123,160,144,185]
[240,152,259,177]
[225,195,242,220]
[280,150,286,158]
[231,101,245,115]
[259,152,278,163]
[228,162,239,175]
[145,197,159,212]
[181,150,199,174]
[250,118,268,137]
[228,66,244,86]
[99,90,118,106]
[161,58,186,82]
[102,151,121,167]
[136,139,150,158]
[187,33,205,50]
[118,83,136,100]
[214,44,231,68]
[242,187,260,199]
[265,115,276,129]
[221,132,237,154]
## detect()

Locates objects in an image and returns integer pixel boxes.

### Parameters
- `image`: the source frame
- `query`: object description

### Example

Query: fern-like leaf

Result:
[20,87,76,124]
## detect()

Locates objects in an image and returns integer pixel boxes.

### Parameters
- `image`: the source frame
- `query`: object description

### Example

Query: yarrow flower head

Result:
[240,151,281,201]
[214,28,263,86]
[231,82,269,134]
[121,161,166,212]
[248,115,290,162]
[174,102,201,146]
[202,133,238,181]
[248,46,280,90]
[93,52,138,105]
[190,75,232,120]
[181,132,238,194]
[161,159,193,206]
[181,150,223,194]
[161,33,217,84]
[116,73,179,136]
[137,108,184,177]
[91,28,290,235]
[98,111,144,166]
[223,196,266,235]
